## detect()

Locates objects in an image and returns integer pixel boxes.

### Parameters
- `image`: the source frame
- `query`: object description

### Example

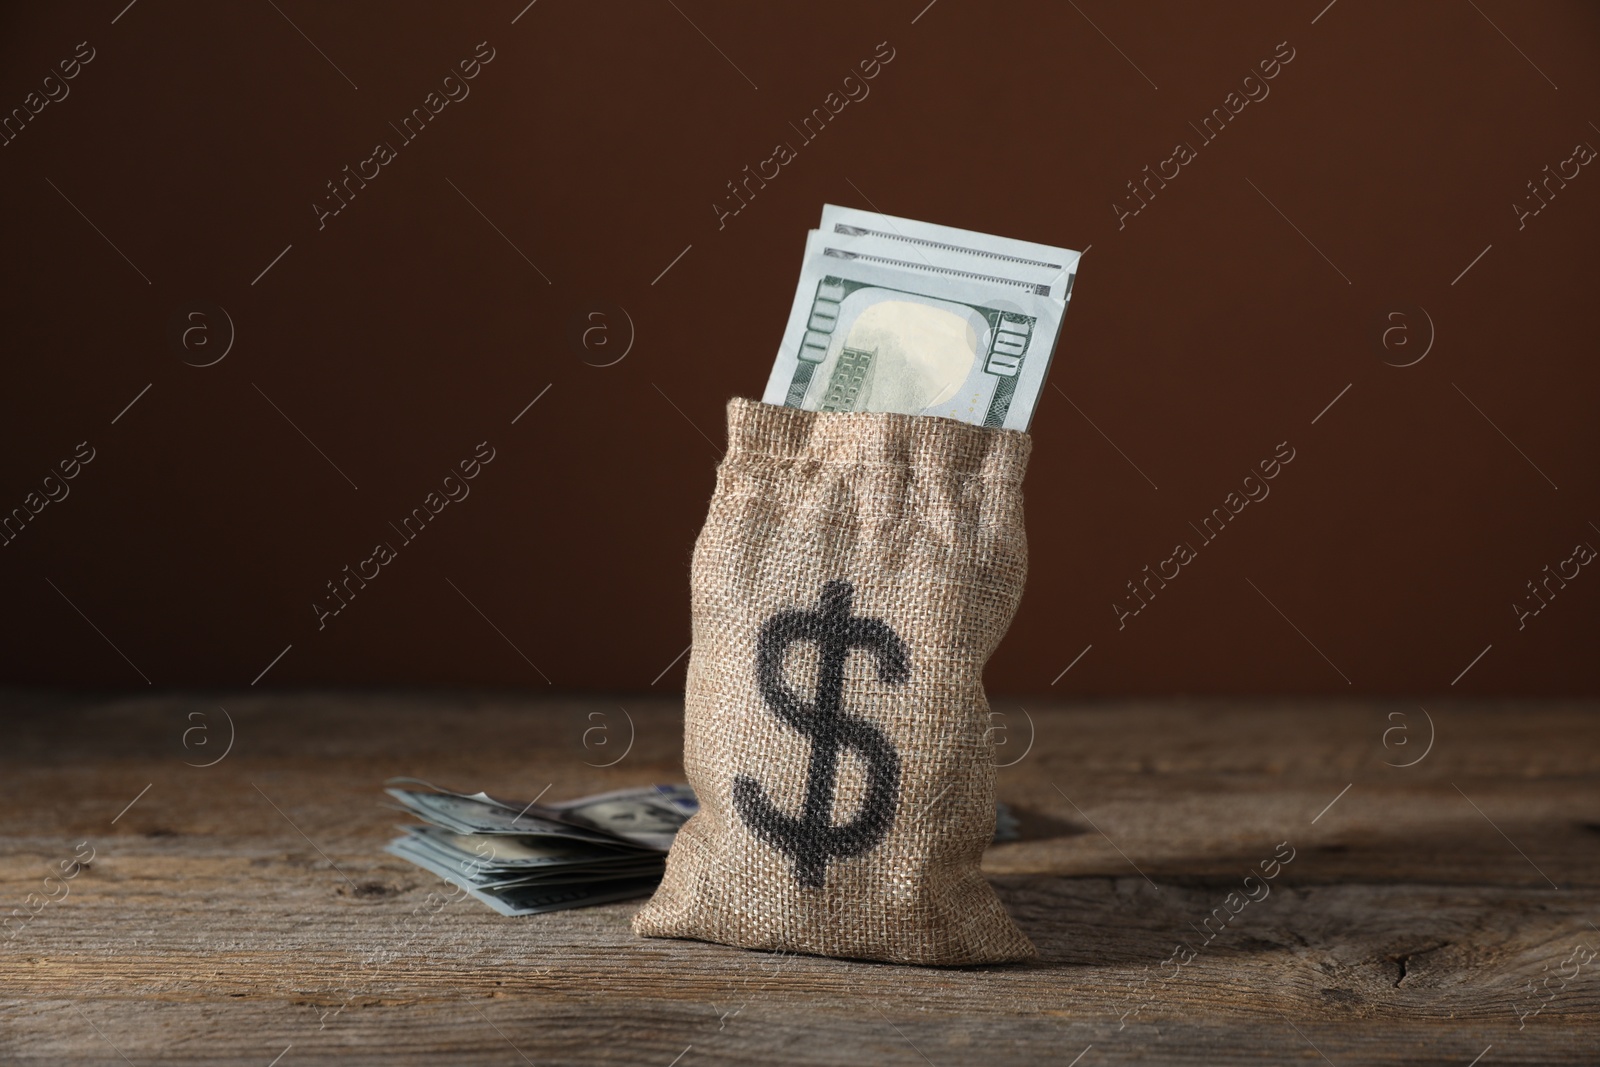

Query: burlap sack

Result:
[632,397,1035,965]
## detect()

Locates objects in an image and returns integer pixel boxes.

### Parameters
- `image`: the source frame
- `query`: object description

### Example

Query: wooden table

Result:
[2,692,1595,1065]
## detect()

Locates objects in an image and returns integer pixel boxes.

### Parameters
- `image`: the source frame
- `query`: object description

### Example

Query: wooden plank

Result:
[2,694,1596,1064]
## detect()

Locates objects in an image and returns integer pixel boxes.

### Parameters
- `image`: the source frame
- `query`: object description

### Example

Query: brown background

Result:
[1,1,1595,696]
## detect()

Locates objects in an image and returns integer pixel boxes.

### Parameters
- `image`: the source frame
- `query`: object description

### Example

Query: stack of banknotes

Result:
[763,204,1082,432]
[384,780,1020,915]
[384,781,696,915]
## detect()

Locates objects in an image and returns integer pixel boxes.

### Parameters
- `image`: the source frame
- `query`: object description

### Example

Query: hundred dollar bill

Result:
[383,835,663,916]
[385,781,695,850]
[820,203,1078,298]
[813,236,1062,298]
[398,825,645,869]
[384,786,651,848]
[393,828,664,887]
[542,784,696,851]
[764,229,1074,431]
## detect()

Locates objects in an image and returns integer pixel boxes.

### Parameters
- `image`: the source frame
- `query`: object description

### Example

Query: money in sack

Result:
[633,398,1035,964]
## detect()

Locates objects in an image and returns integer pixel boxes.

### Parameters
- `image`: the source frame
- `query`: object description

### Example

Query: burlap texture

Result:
[632,398,1036,965]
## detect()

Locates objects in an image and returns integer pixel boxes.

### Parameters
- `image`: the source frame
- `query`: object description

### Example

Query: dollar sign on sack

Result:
[733,579,910,888]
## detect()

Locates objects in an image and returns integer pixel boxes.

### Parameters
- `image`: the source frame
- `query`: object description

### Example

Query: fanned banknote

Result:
[763,205,1081,431]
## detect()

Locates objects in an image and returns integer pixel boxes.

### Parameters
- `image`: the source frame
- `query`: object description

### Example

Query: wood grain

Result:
[2,693,1596,1065]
